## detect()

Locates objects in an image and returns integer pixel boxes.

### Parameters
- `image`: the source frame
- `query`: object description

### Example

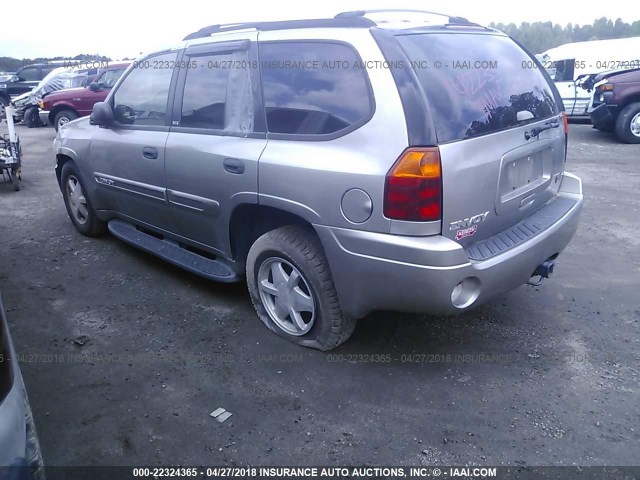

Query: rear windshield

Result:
[397,33,558,143]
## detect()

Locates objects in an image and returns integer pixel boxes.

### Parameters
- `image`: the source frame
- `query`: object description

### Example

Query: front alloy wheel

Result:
[60,162,106,236]
[66,175,89,225]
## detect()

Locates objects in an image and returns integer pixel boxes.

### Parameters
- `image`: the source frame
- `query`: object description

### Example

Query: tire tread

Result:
[246,226,356,351]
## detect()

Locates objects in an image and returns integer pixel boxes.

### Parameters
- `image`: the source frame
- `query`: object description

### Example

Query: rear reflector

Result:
[384,147,442,222]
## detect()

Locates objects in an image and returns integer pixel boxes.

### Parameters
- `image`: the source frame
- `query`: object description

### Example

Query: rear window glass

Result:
[397,33,558,143]
[259,42,373,136]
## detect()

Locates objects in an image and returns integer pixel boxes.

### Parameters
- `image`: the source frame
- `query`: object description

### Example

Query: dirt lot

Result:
[0,123,639,467]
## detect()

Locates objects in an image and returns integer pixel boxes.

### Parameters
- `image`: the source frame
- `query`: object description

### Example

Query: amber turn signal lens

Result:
[390,148,441,178]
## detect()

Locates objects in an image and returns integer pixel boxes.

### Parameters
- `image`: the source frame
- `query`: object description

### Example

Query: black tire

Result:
[23,106,42,128]
[54,109,78,131]
[60,162,106,236]
[11,168,20,191]
[614,102,640,144]
[0,96,7,120]
[246,226,356,351]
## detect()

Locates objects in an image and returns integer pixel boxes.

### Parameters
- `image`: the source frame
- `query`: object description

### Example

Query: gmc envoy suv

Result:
[53,10,583,350]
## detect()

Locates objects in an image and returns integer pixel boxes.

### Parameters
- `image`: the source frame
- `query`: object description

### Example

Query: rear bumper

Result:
[316,173,583,319]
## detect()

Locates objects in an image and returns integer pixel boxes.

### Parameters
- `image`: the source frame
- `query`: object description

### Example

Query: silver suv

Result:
[53,10,583,350]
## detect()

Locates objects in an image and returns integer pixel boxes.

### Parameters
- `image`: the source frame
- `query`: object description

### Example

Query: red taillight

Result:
[384,147,442,222]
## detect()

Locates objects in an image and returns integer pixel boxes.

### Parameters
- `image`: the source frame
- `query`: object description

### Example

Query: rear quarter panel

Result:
[257,29,408,234]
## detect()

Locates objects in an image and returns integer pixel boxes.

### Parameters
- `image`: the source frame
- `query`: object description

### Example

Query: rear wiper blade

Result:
[525,119,560,140]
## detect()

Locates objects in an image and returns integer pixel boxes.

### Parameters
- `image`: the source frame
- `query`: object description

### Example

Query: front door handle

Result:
[223,158,245,174]
[142,147,158,159]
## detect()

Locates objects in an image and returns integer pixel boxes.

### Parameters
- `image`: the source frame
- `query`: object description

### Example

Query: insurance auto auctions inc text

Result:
[253,467,497,477]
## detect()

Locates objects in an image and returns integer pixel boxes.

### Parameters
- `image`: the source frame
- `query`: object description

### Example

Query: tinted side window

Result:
[98,69,126,88]
[259,42,372,136]
[112,53,176,126]
[18,67,39,81]
[179,51,253,134]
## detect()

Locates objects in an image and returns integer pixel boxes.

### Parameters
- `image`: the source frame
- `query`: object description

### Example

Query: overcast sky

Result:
[1,0,639,59]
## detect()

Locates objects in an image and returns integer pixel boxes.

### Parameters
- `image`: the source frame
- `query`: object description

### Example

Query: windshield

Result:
[34,70,89,96]
[397,32,559,143]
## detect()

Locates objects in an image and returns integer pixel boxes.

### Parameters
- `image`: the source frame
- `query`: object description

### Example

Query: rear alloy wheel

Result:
[61,162,106,236]
[247,226,356,351]
[23,106,42,128]
[54,110,78,131]
[615,102,640,144]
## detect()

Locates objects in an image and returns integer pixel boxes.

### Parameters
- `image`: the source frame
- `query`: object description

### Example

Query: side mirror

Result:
[90,102,114,127]
[89,82,101,92]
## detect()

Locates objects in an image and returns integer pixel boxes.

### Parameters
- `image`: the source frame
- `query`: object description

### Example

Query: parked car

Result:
[540,37,640,118]
[0,62,71,120]
[53,10,583,350]
[0,294,44,479]
[12,67,97,128]
[589,67,640,143]
[39,62,130,131]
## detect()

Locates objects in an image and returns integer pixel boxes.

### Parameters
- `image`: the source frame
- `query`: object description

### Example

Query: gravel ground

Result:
[0,123,638,467]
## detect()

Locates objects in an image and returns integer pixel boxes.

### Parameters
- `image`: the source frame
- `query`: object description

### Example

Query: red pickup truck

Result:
[39,62,130,130]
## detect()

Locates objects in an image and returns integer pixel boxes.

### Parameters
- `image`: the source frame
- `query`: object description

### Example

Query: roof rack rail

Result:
[183,17,375,41]
[335,9,479,27]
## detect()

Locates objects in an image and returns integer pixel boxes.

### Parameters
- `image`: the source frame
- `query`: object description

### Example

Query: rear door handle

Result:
[223,158,245,174]
[142,147,158,159]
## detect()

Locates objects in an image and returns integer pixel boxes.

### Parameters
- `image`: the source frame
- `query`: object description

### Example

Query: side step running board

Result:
[108,219,239,283]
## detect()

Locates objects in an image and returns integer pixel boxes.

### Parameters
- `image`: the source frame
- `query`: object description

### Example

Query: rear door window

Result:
[397,33,558,143]
[259,42,373,137]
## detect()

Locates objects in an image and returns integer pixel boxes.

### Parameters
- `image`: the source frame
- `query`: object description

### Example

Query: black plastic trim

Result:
[108,219,240,282]
[183,17,375,40]
[370,28,437,146]
[464,197,577,261]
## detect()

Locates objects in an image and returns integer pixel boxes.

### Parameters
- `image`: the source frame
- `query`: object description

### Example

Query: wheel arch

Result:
[619,94,640,109]
[50,104,79,124]
[228,204,319,266]
[55,153,76,189]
